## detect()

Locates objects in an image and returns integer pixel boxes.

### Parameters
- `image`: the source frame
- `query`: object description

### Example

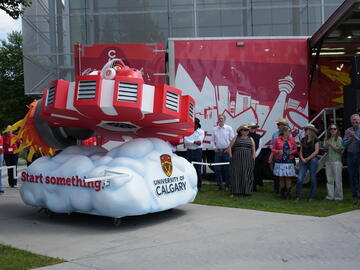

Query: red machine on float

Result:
[33,58,195,149]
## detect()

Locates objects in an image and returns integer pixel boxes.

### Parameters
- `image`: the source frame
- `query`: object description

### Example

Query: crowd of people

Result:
[1,112,359,207]
[184,113,360,206]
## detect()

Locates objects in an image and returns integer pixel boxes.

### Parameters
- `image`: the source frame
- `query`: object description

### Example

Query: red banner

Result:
[74,43,166,85]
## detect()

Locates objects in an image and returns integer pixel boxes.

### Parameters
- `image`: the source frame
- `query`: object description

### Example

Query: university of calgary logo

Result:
[160,154,172,177]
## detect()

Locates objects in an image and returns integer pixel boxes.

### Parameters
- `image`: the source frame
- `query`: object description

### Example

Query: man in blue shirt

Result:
[343,114,360,205]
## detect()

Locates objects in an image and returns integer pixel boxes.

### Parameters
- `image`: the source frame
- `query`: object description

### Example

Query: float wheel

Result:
[38,208,54,217]
[113,218,122,227]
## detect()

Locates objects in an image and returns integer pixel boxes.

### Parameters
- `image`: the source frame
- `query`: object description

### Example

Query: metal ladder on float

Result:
[298,107,339,184]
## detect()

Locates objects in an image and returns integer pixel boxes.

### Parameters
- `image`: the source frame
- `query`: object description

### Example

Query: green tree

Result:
[0,0,32,19]
[0,31,33,131]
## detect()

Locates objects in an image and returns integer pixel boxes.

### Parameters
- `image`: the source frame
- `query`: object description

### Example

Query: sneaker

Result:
[225,187,230,192]
[0,190,4,194]
[215,186,222,191]
[295,197,300,201]
[308,198,314,202]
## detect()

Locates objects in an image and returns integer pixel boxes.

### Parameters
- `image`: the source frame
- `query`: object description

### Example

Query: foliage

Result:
[0,31,33,131]
[0,244,64,270]
[0,0,32,19]
[194,182,358,217]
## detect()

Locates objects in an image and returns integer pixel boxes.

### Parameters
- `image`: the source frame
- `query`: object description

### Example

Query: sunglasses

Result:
[330,128,337,130]
[240,129,249,132]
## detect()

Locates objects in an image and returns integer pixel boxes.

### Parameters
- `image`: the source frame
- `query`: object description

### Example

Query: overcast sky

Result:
[0,9,22,41]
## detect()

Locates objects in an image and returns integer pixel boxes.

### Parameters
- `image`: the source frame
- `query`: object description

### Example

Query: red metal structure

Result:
[32,58,195,149]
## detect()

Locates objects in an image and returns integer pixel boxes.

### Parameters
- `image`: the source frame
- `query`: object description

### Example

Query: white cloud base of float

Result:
[20,138,198,218]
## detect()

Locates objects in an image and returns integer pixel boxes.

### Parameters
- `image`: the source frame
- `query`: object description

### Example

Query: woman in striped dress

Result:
[227,125,256,196]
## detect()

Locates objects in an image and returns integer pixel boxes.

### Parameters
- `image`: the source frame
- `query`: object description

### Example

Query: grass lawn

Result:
[0,244,65,270]
[194,182,359,217]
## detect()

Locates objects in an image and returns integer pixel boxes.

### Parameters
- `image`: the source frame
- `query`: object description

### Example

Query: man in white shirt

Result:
[212,114,235,191]
[184,118,205,191]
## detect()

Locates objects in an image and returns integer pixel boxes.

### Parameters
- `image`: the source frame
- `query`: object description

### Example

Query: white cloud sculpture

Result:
[20,138,198,218]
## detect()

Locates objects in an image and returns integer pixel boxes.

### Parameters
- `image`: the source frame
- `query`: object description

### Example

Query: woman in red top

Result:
[0,134,4,193]
[3,127,21,188]
[271,126,297,200]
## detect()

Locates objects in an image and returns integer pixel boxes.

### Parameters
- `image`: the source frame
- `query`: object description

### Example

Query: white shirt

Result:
[212,124,235,149]
[184,128,205,150]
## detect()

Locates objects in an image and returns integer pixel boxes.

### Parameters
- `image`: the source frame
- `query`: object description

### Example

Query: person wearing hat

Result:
[227,124,256,196]
[272,126,297,200]
[248,122,263,191]
[324,124,344,201]
[272,118,289,146]
[343,114,360,205]
[0,133,4,193]
[2,126,21,188]
[295,123,320,201]
[268,117,289,193]
[184,118,205,191]
[212,114,235,191]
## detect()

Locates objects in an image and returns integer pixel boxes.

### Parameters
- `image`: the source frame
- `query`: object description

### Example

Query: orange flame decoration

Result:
[4,100,55,162]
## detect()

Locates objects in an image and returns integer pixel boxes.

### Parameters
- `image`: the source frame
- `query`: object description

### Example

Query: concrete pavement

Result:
[0,174,360,270]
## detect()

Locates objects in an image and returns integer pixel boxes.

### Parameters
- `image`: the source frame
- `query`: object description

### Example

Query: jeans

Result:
[296,157,318,199]
[187,149,203,189]
[0,154,3,191]
[347,153,360,199]
[214,151,231,188]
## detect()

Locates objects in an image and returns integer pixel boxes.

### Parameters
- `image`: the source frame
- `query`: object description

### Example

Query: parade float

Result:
[10,58,198,224]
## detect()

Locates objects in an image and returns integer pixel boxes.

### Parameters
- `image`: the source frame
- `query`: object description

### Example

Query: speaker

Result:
[343,85,360,129]
[350,56,360,88]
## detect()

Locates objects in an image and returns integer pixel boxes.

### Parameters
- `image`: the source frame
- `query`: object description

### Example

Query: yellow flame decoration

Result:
[4,101,56,162]
[320,65,350,105]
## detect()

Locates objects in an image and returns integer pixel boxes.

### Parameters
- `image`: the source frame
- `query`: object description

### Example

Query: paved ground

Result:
[1,170,360,270]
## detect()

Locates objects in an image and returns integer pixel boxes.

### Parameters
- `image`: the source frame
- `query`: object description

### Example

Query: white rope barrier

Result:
[0,166,18,179]
[192,162,230,166]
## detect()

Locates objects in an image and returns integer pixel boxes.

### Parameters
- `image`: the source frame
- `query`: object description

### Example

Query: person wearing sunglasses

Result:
[324,124,344,201]
[227,125,256,197]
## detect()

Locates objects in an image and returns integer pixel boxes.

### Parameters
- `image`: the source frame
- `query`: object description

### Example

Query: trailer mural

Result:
[170,38,310,148]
